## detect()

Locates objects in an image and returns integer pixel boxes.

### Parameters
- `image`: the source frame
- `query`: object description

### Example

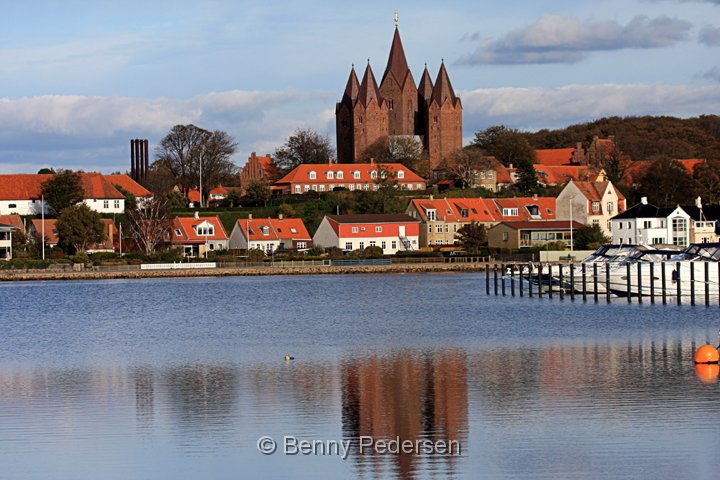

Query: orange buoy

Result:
[695,364,720,384]
[694,344,720,364]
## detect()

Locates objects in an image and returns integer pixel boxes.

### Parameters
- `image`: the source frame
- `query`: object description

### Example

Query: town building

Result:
[313,214,420,254]
[0,222,15,260]
[681,198,720,244]
[555,180,626,236]
[0,173,126,215]
[239,152,278,195]
[30,218,118,252]
[488,220,583,250]
[274,161,426,194]
[228,215,312,253]
[610,198,691,247]
[106,174,153,206]
[335,22,462,168]
[169,214,228,258]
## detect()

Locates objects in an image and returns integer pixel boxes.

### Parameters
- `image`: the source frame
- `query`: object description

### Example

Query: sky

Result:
[0,0,719,174]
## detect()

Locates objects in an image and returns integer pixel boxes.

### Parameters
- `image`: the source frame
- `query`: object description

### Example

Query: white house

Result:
[556,180,626,237]
[0,223,15,260]
[610,197,691,246]
[312,214,421,254]
[0,173,125,215]
[228,215,312,253]
[169,214,228,258]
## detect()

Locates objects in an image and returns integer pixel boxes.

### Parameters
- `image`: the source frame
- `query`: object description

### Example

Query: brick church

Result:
[335,22,462,169]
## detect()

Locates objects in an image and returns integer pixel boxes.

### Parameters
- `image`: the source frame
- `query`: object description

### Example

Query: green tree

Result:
[41,170,84,215]
[56,204,105,253]
[278,203,297,218]
[244,180,271,206]
[274,128,335,174]
[514,160,539,194]
[224,189,241,208]
[573,224,610,250]
[449,147,493,188]
[456,222,487,254]
[471,125,535,167]
[636,158,699,206]
[37,168,56,174]
[693,159,720,204]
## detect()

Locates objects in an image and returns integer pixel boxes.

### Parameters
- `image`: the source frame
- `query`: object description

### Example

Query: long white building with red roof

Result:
[228,215,312,253]
[274,161,426,194]
[313,214,420,254]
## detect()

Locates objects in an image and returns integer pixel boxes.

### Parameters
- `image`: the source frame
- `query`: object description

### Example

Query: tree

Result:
[456,222,487,254]
[514,160,539,194]
[274,128,335,174]
[278,203,298,218]
[41,170,84,215]
[471,126,535,167]
[144,162,177,195]
[244,180,271,206]
[224,189,242,208]
[636,158,699,206]
[155,124,238,207]
[125,196,171,256]
[693,159,720,204]
[574,224,610,250]
[37,168,56,174]
[449,147,493,188]
[56,204,105,253]
[373,165,399,190]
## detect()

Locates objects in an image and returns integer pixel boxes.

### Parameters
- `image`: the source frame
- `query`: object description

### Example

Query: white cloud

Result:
[458,15,693,65]
[699,25,720,45]
[460,83,720,130]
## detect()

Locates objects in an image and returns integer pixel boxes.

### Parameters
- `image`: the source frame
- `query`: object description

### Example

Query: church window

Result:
[434,115,438,123]
[389,100,394,110]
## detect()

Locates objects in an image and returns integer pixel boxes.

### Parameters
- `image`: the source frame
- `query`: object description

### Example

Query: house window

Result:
[175,229,182,236]
[352,227,359,233]
[359,241,364,249]
[353,171,361,179]
[8,204,16,209]
[336,171,344,179]
[304,185,310,192]
[209,243,215,250]
[369,241,376,246]
[502,208,518,217]
[364,184,370,191]
[261,226,269,235]
[672,217,688,246]
[370,171,377,179]
[592,201,600,213]
[392,240,397,249]
[436,225,442,233]
[607,202,614,214]
[445,224,449,233]
[326,171,334,180]
[428,224,432,232]
[309,171,316,180]
[593,219,600,226]
[103,200,109,209]
[426,209,437,221]
[349,184,355,191]
[407,184,413,190]
[381,241,386,250]
[375,226,382,233]
[295,186,301,194]
[114,200,120,209]
[416,184,422,190]
[397,170,404,179]
[319,185,326,192]
[607,220,612,231]
[345,242,353,250]
[297,242,307,249]
[311,185,318,191]
[643,220,652,228]
[290,227,297,234]
[502,232,509,241]
[454,224,458,232]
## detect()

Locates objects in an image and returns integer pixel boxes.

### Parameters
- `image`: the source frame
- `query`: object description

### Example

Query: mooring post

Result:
[582,263,587,302]
[626,263,632,303]
[485,263,490,295]
[548,264,554,299]
[569,264,575,301]
[650,262,655,304]
[637,263,643,304]
[519,266,524,297]
[528,265,534,298]
[538,264,543,298]
[661,262,667,305]
[501,264,506,296]
[593,263,599,303]
[690,262,696,306]
[606,265,611,303]
[559,264,564,299]
[494,264,498,296]
[705,262,710,307]
[510,265,515,297]
[676,262,682,305]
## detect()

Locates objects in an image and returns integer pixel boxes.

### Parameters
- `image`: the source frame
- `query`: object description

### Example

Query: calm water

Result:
[1,273,719,480]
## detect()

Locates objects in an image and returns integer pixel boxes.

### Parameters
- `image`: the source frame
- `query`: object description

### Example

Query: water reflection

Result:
[0,336,719,479]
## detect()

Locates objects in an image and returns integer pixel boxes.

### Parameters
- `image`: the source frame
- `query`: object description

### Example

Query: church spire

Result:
[418,64,434,104]
[341,65,360,107]
[358,62,382,107]
[381,25,412,87]
[431,61,458,107]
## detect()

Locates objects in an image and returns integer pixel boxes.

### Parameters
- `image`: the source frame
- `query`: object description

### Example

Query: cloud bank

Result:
[458,15,692,65]
[699,25,720,45]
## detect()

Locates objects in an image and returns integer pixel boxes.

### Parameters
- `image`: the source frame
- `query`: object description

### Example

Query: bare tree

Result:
[126,196,171,256]
[274,128,335,174]
[449,148,493,188]
[154,124,237,206]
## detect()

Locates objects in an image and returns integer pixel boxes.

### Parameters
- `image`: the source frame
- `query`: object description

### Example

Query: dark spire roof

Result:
[431,61,458,107]
[382,27,412,87]
[418,65,434,102]
[341,66,360,108]
[358,62,383,107]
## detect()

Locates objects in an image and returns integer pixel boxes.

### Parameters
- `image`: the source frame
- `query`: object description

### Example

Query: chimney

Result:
[130,139,136,180]
[278,213,284,220]
[641,197,648,205]
[248,214,253,221]
[194,211,200,220]
[532,193,538,200]
[370,157,375,165]
[696,196,702,209]
[509,163,513,169]
[143,139,149,180]
[429,194,434,201]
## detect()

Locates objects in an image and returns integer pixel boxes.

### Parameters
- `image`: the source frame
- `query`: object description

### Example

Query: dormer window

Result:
[336,171,344,180]
[309,171,317,180]
[502,208,519,217]
[592,201,600,213]
[426,208,437,221]
[175,229,182,237]
[290,227,297,234]
[326,171,334,180]
[261,226,269,235]
[370,171,377,179]
[397,170,404,179]
[353,171,361,179]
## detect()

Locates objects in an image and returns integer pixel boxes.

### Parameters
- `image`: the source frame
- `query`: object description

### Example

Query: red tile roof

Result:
[535,165,594,185]
[0,214,24,231]
[410,196,556,223]
[495,164,513,184]
[32,219,59,245]
[534,148,576,166]
[107,174,152,198]
[0,173,124,201]
[31,218,115,250]
[235,217,311,242]
[172,216,228,244]
[275,163,425,185]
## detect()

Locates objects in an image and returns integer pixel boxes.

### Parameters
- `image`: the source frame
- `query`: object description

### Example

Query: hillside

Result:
[523,115,720,161]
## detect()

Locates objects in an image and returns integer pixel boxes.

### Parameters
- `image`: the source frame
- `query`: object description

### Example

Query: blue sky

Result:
[1,0,719,173]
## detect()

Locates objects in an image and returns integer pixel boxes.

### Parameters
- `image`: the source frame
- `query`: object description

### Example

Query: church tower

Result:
[417,65,434,138]
[426,62,463,168]
[379,26,418,137]
[336,66,360,164]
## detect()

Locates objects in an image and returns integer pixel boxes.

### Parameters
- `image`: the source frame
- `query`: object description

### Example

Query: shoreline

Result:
[0,263,487,282]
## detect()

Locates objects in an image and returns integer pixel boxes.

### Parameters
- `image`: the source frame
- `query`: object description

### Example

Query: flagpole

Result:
[41,195,45,260]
